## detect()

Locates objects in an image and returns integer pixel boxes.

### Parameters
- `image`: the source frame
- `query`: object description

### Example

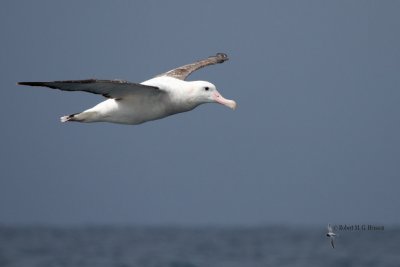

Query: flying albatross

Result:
[18,53,236,125]
[326,224,337,248]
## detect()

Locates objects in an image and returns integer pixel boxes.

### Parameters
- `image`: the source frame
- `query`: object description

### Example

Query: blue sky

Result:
[1,1,399,225]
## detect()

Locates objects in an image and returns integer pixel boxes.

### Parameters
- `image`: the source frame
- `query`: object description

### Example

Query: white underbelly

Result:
[88,97,174,125]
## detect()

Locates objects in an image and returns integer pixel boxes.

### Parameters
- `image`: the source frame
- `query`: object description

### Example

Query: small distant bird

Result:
[18,53,236,125]
[326,224,337,248]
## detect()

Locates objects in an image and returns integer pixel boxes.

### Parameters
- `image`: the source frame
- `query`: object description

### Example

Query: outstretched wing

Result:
[18,79,160,99]
[156,53,229,80]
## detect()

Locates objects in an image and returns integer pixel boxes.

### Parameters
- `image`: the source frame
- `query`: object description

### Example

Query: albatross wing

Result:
[156,53,229,81]
[18,79,160,99]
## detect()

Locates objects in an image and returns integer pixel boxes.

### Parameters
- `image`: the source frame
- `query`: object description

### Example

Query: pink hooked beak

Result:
[213,92,237,110]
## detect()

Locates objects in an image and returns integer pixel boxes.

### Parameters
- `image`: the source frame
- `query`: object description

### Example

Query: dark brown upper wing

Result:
[156,53,229,80]
[18,79,160,99]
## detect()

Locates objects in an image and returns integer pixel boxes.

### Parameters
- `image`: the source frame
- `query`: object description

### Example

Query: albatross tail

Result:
[60,111,98,123]
[60,114,77,123]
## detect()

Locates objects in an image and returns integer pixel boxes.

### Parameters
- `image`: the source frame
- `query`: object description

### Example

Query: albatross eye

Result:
[204,87,209,91]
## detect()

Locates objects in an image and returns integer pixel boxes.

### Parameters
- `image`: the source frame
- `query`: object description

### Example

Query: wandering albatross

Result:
[18,53,236,125]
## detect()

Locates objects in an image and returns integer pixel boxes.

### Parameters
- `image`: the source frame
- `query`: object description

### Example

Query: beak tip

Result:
[214,93,237,110]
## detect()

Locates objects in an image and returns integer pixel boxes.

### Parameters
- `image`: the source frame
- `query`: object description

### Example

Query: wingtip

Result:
[215,53,229,62]
[17,82,37,86]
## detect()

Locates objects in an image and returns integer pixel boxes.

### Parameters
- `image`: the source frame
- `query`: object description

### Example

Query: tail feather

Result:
[60,115,73,123]
[60,111,96,123]
[60,113,78,123]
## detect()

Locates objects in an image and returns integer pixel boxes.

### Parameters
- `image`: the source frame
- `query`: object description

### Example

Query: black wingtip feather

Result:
[17,81,60,89]
[17,82,45,86]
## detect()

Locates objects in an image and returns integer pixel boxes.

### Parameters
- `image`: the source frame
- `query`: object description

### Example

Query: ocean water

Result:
[0,225,398,267]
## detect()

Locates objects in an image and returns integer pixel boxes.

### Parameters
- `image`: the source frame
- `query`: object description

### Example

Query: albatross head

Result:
[190,81,236,110]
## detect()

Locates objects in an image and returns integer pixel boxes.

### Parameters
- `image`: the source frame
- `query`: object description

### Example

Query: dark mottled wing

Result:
[156,53,229,80]
[18,79,160,99]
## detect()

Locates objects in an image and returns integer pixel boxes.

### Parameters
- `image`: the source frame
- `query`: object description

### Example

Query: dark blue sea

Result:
[0,225,398,267]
